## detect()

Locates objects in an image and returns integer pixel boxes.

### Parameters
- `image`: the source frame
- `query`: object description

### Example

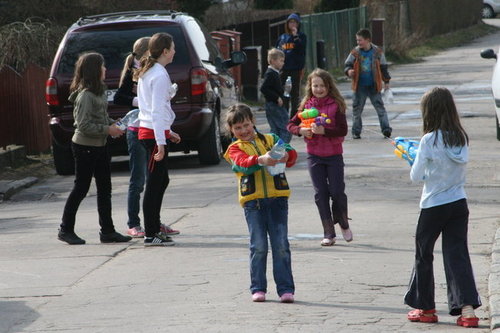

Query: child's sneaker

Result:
[280,293,294,303]
[407,309,438,323]
[100,231,132,243]
[341,228,353,242]
[321,238,335,246]
[127,226,145,238]
[160,223,180,235]
[252,291,265,302]
[457,316,479,328]
[58,229,85,245]
[144,232,175,247]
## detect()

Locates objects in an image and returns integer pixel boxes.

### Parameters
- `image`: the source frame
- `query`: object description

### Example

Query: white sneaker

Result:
[320,238,335,246]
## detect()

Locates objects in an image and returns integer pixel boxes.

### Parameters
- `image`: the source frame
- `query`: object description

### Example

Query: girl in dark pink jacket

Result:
[288,68,353,246]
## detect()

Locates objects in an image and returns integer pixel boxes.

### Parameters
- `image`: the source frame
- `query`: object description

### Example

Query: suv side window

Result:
[184,18,221,64]
[58,24,189,75]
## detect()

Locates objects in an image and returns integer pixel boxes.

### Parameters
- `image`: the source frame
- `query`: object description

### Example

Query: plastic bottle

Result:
[266,138,286,176]
[284,76,292,98]
[170,83,178,99]
[382,88,394,104]
[116,109,139,131]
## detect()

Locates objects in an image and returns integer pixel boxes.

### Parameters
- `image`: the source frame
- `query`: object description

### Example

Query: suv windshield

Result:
[57,24,189,74]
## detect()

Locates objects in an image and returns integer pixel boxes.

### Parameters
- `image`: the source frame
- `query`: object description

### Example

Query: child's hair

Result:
[225,104,268,144]
[70,52,105,96]
[119,37,150,87]
[267,48,284,64]
[356,28,371,40]
[134,32,173,80]
[420,87,469,147]
[299,68,346,113]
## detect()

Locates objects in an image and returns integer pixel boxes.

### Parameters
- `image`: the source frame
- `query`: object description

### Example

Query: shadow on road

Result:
[0,300,40,333]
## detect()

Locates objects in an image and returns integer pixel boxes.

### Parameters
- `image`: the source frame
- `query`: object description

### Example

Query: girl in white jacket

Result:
[404,87,480,328]
[136,32,181,246]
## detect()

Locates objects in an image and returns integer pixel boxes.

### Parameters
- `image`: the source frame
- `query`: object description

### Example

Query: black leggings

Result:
[141,139,170,237]
[61,143,115,234]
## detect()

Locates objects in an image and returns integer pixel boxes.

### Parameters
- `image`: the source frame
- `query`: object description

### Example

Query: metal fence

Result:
[226,6,367,75]
[0,64,51,154]
[301,7,367,71]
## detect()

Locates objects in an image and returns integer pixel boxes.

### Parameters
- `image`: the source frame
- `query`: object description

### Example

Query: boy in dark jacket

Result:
[276,13,307,118]
[344,28,392,139]
[260,48,292,143]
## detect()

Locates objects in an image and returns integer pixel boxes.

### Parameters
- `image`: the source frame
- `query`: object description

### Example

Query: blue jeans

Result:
[352,85,391,136]
[127,129,147,229]
[243,197,295,296]
[265,102,292,143]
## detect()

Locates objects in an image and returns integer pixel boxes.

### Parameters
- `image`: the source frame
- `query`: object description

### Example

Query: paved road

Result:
[1,22,500,332]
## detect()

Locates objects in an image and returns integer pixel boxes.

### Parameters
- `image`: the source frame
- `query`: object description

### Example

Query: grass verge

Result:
[387,22,500,64]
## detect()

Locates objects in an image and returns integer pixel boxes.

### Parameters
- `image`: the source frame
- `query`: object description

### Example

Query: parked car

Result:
[480,48,500,140]
[45,10,246,175]
[482,0,500,18]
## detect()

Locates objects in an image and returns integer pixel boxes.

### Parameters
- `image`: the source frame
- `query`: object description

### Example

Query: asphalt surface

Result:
[1,20,500,332]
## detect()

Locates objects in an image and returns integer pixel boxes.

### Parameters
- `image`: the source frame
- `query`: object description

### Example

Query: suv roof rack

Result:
[76,10,184,26]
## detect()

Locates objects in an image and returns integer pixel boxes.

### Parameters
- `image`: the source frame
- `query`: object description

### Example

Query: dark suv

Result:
[45,10,245,175]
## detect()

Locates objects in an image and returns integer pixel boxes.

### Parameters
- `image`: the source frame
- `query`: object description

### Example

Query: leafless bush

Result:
[385,31,424,61]
[204,1,290,30]
[0,18,66,72]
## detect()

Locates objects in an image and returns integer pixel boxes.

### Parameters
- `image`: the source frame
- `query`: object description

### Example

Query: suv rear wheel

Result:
[198,113,222,165]
[52,140,75,175]
[482,4,495,18]
[496,114,500,141]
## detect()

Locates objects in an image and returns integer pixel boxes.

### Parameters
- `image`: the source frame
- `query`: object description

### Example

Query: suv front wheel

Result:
[198,113,222,165]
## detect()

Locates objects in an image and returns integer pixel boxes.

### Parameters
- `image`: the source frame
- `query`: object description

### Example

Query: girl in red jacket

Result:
[288,68,352,246]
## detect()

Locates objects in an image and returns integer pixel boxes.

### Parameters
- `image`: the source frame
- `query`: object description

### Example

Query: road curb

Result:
[490,227,500,331]
[0,177,38,202]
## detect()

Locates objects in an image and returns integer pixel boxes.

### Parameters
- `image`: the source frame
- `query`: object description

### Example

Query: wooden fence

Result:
[0,64,51,154]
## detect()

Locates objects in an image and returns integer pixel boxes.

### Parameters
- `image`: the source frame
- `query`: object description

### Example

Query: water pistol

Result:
[298,108,332,137]
[392,137,419,166]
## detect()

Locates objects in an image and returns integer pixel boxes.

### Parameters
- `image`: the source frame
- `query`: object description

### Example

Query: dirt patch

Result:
[0,155,56,181]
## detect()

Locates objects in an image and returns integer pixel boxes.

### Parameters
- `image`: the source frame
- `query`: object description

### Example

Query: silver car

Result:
[483,0,500,18]
[480,48,500,140]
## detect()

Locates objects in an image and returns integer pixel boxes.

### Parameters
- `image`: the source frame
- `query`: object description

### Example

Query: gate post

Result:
[316,40,327,70]
[371,18,385,48]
